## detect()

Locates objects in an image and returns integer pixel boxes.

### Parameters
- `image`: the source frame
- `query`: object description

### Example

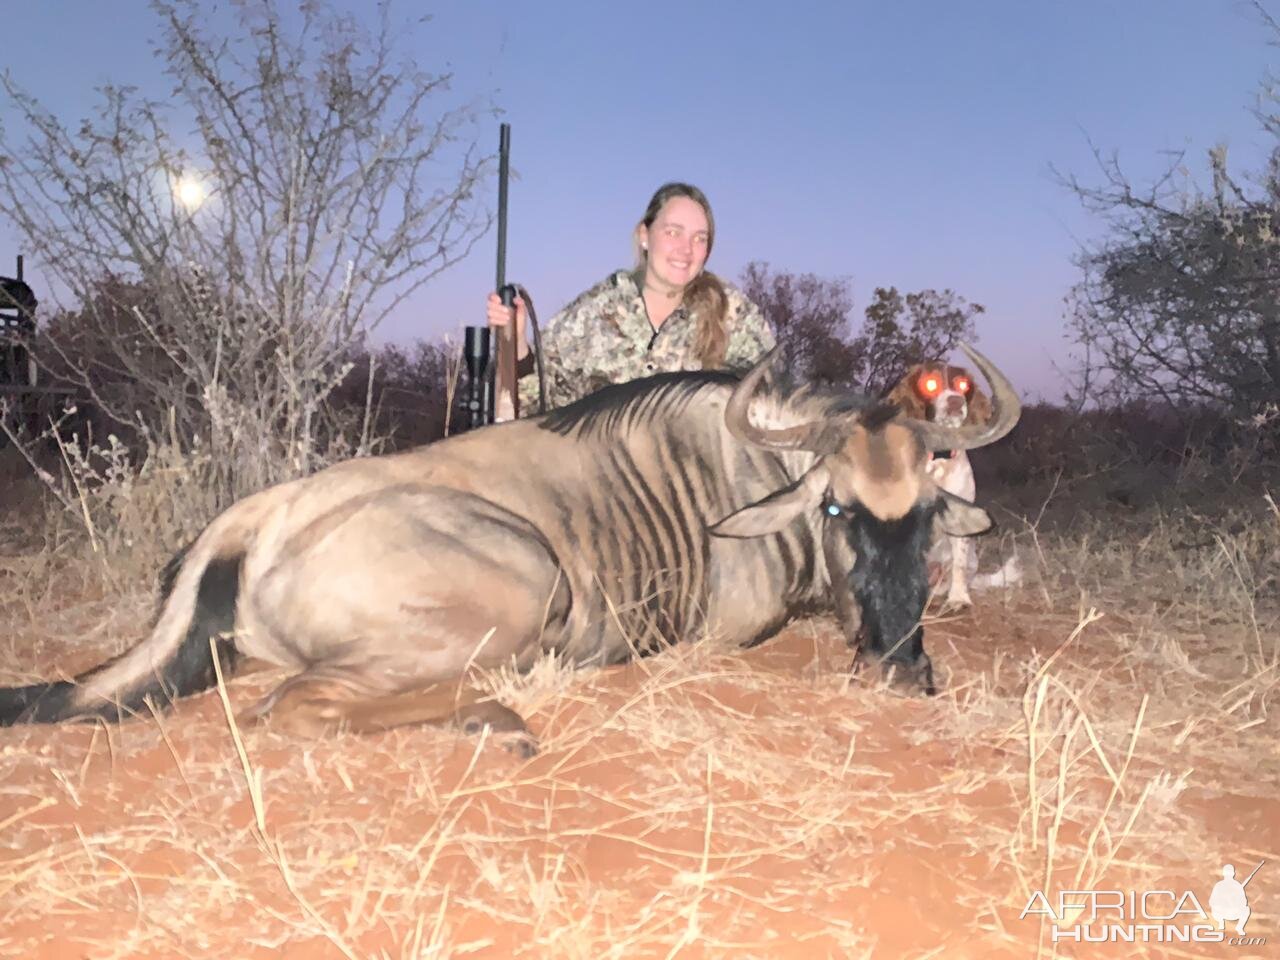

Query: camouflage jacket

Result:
[518,269,775,412]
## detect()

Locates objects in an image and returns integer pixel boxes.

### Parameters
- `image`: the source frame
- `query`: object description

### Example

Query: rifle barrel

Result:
[496,123,510,292]
[493,123,518,422]
[1243,859,1266,887]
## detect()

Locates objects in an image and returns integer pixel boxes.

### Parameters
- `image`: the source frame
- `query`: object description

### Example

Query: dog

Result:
[887,361,1018,607]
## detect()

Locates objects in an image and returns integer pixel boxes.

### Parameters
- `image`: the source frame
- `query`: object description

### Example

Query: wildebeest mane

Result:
[541,370,739,440]
[542,369,893,444]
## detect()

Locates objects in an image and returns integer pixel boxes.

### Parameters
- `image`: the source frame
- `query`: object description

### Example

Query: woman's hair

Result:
[636,182,729,368]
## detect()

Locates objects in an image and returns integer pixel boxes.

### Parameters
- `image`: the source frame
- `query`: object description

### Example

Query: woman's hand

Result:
[486,292,530,360]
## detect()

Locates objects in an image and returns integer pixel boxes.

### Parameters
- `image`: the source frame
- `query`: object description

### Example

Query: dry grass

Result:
[1,462,1278,958]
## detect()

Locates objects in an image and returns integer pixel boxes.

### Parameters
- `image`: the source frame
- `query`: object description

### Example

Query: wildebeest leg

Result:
[232,485,566,750]
[239,671,538,755]
[328,686,537,757]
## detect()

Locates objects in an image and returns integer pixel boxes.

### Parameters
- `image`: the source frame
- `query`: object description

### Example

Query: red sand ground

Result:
[2,584,1276,959]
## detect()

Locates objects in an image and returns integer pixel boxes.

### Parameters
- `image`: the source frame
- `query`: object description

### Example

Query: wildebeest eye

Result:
[823,500,852,520]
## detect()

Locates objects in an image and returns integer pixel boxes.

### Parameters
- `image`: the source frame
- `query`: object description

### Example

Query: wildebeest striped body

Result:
[0,347,1019,745]
[531,374,825,661]
[246,373,828,673]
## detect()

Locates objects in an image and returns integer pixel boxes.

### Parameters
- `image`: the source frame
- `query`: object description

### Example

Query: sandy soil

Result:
[1,562,1276,960]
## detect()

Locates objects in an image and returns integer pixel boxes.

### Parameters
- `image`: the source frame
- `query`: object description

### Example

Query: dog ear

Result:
[887,367,926,420]
[966,376,993,426]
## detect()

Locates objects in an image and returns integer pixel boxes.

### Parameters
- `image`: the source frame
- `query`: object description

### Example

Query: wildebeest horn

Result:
[906,342,1021,452]
[725,349,820,450]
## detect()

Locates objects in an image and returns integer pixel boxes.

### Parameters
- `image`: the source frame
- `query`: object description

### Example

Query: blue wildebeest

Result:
[0,344,1018,752]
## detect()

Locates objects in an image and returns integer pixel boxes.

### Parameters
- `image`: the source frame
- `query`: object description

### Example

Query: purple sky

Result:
[2,1,1275,401]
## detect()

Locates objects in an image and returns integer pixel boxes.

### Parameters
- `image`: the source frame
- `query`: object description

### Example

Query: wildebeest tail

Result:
[0,532,248,727]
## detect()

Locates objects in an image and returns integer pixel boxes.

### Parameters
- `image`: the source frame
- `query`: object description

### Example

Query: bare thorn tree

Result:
[1059,141,1280,415]
[0,0,493,505]
[1059,2,1280,416]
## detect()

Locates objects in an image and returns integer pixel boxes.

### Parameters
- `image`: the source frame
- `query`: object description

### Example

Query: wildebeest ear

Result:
[936,490,993,537]
[710,465,829,538]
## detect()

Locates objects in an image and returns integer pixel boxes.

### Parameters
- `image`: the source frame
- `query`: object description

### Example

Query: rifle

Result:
[460,123,545,429]
[1242,859,1266,887]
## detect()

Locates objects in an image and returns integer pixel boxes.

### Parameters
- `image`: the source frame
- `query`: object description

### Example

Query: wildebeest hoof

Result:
[904,654,937,697]
[502,734,539,759]
[846,623,868,651]
[850,652,937,697]
[456,700,526,734]
[898,653,937,696]
[454,701,538,757]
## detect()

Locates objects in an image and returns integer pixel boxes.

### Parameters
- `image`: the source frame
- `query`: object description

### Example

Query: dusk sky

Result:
[2,1,1276,401]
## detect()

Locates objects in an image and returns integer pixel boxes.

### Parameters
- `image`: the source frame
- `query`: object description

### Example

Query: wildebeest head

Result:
[710,343,1020,694]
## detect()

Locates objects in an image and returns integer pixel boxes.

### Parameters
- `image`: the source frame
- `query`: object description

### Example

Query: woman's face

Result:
[639,196,710,293]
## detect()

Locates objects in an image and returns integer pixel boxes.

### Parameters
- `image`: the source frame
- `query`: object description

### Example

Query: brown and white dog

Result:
[887,361,994,608]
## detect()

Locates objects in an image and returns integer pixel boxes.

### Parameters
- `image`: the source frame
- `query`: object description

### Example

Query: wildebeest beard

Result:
[836,500,938,695]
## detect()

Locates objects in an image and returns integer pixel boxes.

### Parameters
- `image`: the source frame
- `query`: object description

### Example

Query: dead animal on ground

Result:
[0,344,1020,753]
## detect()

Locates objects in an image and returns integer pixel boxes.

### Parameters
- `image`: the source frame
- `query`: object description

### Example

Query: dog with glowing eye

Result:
[886,362,993,608]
